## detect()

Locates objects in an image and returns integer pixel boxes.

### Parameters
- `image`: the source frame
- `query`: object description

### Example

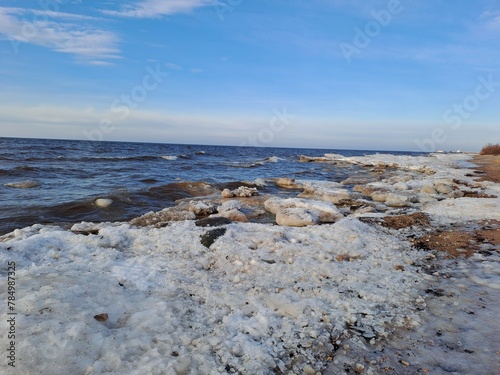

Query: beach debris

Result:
[221,186,259,198]
[200,228,226,248]
[94,313,108,322]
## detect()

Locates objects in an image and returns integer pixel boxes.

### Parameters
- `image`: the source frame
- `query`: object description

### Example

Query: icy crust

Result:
[0,218,428,374]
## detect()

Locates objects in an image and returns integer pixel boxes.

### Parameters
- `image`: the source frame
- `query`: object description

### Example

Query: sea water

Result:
[0,137,423,234]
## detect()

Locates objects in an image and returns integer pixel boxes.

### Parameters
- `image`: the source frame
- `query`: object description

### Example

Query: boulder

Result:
[189,200,216,216]
[130,208,195,227]
[222,186,259,198]
[384,193,410,207]
[434,183,453,195]
[264,197,342,223]
[420,185,437,195]
[276,208,319,227]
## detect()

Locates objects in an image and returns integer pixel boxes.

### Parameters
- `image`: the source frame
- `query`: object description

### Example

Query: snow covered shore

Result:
[1,153,499,374]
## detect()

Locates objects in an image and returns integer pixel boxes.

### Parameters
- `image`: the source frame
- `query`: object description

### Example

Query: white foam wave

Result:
[161,155,178,161]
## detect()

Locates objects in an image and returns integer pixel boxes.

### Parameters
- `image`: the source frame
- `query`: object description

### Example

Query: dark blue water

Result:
[0,137,425,235]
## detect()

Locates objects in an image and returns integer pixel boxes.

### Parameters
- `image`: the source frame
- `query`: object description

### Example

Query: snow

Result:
[1,152,499,374]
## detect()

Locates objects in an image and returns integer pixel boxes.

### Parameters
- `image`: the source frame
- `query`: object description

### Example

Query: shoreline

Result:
[1,152,499,374]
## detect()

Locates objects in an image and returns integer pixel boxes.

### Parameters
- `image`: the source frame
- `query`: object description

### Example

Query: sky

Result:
[0,0,499,151]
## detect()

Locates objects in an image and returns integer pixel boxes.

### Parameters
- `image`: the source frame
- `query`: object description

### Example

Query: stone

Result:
[434,183,453,194]
[384,193,410,207]
[215,210,248,222]
[189,201,216,216]
[95,198,113,208]
[421,185,437,195]
[94,313,108,322]
[276,208,320,227]
[275,178,302,189]
[130,208,195,227]
[393,182,409,190]
[221,186,259,198]
[370,191,388,202]
[195,217,232,227]
[200,228,226,248]
[264,197,342,223]
[298,185,351,204]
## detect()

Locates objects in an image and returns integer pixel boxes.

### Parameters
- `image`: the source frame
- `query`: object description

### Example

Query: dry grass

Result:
[480,143,500,155]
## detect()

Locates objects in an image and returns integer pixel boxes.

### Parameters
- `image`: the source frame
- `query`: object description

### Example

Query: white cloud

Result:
[480,10,500,32]
[102,0,212,18]
[0,7,120,61]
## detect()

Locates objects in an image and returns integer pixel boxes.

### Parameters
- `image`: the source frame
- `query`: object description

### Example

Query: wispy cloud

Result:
[479,10,500,32]
[0,7,120,63]
[102,0,212,18]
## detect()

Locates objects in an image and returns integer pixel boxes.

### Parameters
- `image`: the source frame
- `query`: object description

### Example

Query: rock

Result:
[130,208,195,227]
[354,206,376,215]
[95,198,113,208]
[215,210,248,222]
[393,182,409,190]
[276,208,320,227]
[275,178,302,189]
[188,200,216,216]
[221,186,259,198]
[418,195,438,204]
[94,313,108,322]
[71,222,102,235]
[298,185,351,204]
[218,200,242,212]
[264,197,343,223]
[421,185,437,195]
[353,185,377,196]
[200,228,226,248]
[447,190,465,198]
[370,191,388,202]
[195,217,232,227]
[221,189,233,198]
[434,183,453,194]
[385,193,410,207]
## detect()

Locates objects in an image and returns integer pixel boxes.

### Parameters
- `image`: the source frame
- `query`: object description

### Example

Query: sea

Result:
[0,137,425,235]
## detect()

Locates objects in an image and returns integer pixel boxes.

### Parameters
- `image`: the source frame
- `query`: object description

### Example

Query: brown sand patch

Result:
[414,231,478,258]
[462,191,496,198]
[414,221,500,258]
[471,155,500,183]
[359,212,430,230]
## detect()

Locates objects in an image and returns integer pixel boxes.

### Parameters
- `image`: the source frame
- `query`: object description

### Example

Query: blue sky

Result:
[0,0,499,151]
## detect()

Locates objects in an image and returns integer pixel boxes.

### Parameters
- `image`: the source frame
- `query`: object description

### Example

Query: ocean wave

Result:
[4,180,41,189]
[227,156,282,168]
[161,155,178,161]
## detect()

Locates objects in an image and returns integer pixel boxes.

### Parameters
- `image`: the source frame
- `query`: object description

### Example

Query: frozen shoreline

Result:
[1,153,499,374]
